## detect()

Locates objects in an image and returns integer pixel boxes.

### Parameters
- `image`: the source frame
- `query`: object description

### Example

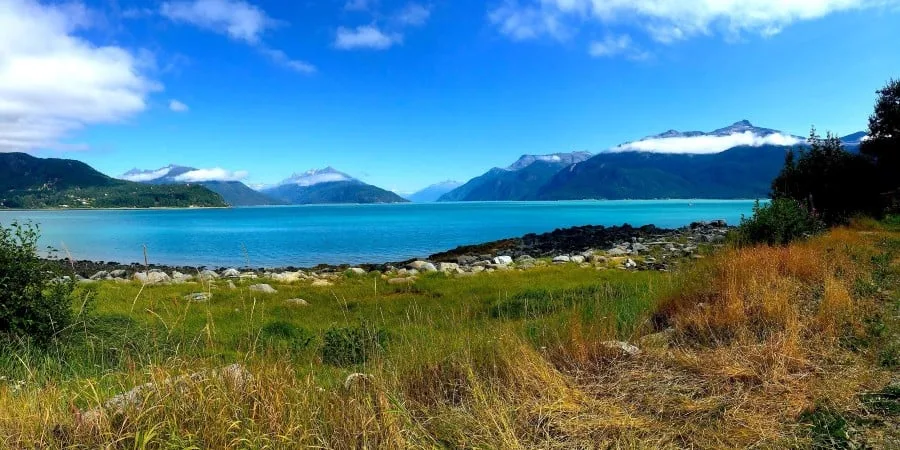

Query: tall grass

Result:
[0,228,897,448]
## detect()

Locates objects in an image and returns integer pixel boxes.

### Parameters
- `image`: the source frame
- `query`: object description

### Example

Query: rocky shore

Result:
[55,221,730,285]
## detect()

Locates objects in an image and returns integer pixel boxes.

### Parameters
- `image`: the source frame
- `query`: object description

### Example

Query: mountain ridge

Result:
[1,153,227,209]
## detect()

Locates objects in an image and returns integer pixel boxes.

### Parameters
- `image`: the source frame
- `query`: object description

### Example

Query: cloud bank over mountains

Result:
[614,131,803,154]
[121,165,248,183]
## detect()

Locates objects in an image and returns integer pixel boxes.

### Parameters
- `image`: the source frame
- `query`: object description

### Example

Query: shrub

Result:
[735,199,824,246]
[320,322,387,366]
[260,320,314,351]
[0,222,75,344]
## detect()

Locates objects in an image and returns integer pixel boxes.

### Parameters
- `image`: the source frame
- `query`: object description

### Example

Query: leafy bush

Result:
[735,199,824,246]
[0,222,75,344]
[320,322,387,366]
[260,320,314,351]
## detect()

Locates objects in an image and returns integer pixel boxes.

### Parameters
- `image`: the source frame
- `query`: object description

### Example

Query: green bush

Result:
[260,320,314,351]
[0,222,75,344]
[735,199,824,246]
[320,322,386,366]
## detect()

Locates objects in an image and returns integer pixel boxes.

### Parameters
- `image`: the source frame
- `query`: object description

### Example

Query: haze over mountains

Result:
[1,120,867,209]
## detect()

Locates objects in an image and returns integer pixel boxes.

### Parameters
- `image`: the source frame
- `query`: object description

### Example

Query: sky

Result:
[2,0,900,193]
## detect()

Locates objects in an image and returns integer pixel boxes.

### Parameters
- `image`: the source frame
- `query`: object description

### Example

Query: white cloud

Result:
[174,167,249,182]
[258,47,316,74]
[488,2,568,41]
[335,26,400,50]
[0,0,158,152]
[169,99,189,112]
[613,131,803,154]
[588,34,650,60]
[121,167,173,182]
[395,3,431,27]
[490,0,895,45]
[160,0,273,44]
[160,0,315,74]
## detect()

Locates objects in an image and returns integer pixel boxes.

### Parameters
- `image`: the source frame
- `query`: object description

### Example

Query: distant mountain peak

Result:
[281,167,354,186]
[505,151,592,171]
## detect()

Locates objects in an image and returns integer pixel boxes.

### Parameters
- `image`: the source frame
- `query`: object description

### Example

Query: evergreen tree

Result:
[861,78,900,207]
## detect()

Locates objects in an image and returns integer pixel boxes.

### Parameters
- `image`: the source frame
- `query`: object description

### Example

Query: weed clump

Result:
[260,320,314,351]
[320,322,387,366]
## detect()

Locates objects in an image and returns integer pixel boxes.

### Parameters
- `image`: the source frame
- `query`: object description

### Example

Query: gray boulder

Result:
[199,270,219,280]
[552,255,571,263]
[570,255,586,264]
[109,270,127,279]
[221,268,241,278]
[607,248,627,256]
[184,292,212,302]
[492,255,513,265]
[347,267,367,275]
[89,271,109,280]
[249,284,277,294]
[285,298,309,307]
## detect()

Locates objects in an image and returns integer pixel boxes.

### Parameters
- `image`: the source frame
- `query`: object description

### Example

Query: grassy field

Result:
[0,224,898,448]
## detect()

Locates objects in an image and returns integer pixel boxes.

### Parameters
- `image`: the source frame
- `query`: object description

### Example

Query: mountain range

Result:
[437,121,864,201]
[0,153,227,209]
[0,120,868,209]
[122,165,281,206]
[260,168,408,205]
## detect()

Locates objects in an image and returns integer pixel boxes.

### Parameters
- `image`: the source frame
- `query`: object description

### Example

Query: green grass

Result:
[1,226,898,448]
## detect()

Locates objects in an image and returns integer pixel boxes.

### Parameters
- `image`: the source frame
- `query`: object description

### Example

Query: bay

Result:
[0,200,757,267]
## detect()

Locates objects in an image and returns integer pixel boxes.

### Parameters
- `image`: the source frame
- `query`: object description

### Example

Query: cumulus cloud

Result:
[588,34,650,60]
[335,26,400,50]
[169,99,189,112]
[121,167,174,182]
[488,2,568,41]
[160,0,315,73]
[160,0,273,44]
[174,167,249,182]
[489,0,895,51]
[613,131,803,154]
[395,3,431,27]
[0,0,157,152]
[335,3,431,50]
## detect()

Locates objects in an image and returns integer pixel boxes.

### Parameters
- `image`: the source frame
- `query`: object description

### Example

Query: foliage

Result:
[771,128,881,225]
[0,222,75,344]
[735,199,824,246]
[259,320,314,350]
[861,78,900,199]
[320,322,387,366]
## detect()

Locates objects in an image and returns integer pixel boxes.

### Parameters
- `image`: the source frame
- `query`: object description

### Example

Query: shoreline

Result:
[0,198,766,213]
[52,220,731,279]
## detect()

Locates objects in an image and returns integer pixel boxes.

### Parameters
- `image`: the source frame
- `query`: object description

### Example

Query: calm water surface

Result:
[0,200,757,267]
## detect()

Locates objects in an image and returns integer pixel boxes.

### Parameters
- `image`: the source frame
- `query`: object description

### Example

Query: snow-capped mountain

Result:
[506,151,592,171]
[276,167,354,187]
[614,120,805,154]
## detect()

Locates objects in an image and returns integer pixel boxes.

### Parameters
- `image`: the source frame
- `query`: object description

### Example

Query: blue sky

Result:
[3,0,900,193]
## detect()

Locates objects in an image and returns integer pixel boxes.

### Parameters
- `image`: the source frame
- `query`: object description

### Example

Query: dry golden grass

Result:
[0,226,897,448]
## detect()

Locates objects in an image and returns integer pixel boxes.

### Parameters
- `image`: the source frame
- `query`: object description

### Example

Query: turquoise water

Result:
[0,200,757,267]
